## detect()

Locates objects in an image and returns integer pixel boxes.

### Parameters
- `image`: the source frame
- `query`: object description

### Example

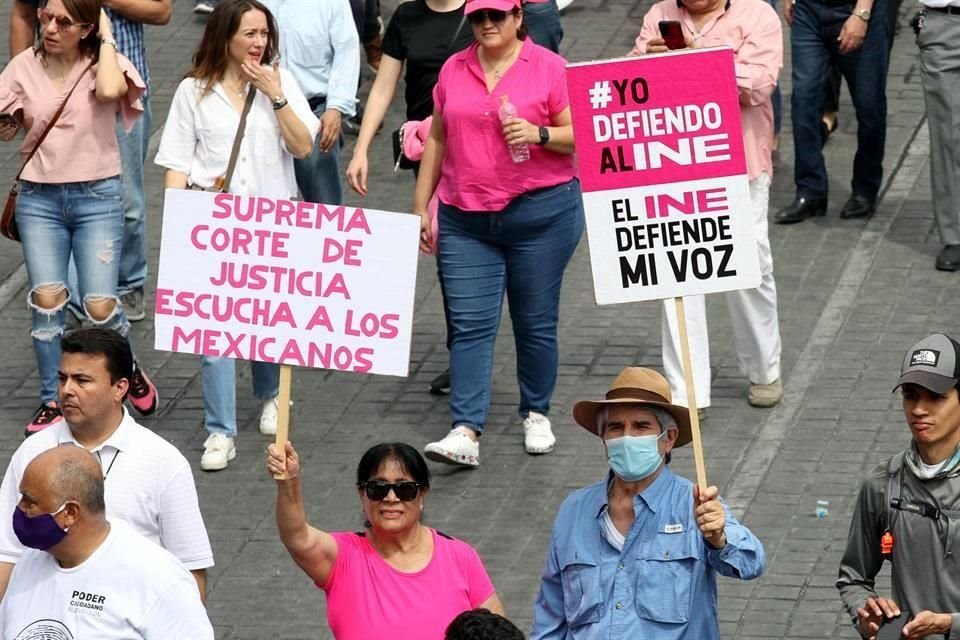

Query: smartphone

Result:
[0,113,17,127]
[875,615,906,640]
[658,20,686,50]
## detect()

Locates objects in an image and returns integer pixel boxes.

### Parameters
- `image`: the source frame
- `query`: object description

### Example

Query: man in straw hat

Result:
[837,333,960,640]
[530,367,765,639]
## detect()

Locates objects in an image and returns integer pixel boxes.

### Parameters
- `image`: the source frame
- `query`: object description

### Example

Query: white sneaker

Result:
[524,411,556,454]
[193,1,215,14]
[259,397,279,435]
[557,0,574,11]
[201,433,235,471]
[424,426,479,467]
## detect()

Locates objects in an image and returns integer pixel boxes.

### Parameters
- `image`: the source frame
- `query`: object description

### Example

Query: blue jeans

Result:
[65,99,151,313]
[118,97,151,294]
[294,99,344,205]
[790,0,889,200]
[522,0,563,53]
[17,178,130,402]
[202,357,279,437]
[438,179,584,433]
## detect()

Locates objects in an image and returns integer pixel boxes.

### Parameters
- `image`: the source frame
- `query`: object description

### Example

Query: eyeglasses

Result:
[468,9,510,25]
[360,480,423,502]
[38,8,88,30]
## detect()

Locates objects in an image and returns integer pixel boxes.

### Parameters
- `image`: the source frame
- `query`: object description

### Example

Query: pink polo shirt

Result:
[323,529,495,640]
[0,49,145,184]
[433,38,577,212]
[632,0,782,180]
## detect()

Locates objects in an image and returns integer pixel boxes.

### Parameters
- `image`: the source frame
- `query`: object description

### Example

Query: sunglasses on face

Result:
[360,480,423,502]
[468,9,510,25]
[38,8,88,30]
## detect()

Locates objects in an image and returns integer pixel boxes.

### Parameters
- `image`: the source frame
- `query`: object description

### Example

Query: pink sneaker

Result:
[128,362,158,416]
[26,402,63,437]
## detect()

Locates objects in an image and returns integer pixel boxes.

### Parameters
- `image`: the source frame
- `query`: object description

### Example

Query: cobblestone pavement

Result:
[0,1,955,638]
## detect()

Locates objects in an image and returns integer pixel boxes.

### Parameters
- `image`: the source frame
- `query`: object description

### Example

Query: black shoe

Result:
[774,196,827,225]
[839,194,876,219]
[935,245,960,272]
[429,369,450,395]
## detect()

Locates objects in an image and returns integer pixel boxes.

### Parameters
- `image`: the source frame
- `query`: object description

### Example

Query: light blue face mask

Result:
[606,432,666,482]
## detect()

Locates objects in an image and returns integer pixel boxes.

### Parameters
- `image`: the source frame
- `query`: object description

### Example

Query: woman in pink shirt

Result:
[0,0,157,436]
[412,0,584,469]
[268,441,505,639]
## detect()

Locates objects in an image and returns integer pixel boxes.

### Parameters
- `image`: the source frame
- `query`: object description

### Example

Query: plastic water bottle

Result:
[815,500,829,518]
[498,95,530,164]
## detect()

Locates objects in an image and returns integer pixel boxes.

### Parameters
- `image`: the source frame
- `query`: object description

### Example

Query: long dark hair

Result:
[35,0,103,62]
[187,0,278,94]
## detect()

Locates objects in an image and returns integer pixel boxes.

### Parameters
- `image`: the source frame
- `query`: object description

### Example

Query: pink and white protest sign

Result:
[566,48,760,305]
[154,189,420,376]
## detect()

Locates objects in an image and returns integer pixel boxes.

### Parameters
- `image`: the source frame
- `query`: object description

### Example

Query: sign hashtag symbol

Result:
[588,81,613,110]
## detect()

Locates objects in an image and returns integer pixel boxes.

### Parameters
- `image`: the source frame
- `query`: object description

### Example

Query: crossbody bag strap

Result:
[219,87,256,193]
[14,58,95,183]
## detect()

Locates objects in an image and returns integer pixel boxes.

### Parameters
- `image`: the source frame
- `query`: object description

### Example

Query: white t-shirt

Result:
[0,520,214,640]
[0,410,214,570]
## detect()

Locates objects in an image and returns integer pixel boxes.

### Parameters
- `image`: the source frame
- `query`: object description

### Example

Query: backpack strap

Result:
[884,451,906,532]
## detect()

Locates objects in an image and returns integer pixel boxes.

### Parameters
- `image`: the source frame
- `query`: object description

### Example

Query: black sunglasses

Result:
[360,480,423,502]
[468,9,510,25]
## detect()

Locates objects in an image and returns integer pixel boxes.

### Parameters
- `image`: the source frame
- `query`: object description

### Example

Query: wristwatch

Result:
[853,8,871,21]
[537,126,550,146]
[100,37,118,49]
[271,95,288,111]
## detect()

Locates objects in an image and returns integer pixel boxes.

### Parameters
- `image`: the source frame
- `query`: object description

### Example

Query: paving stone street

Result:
[0,0,957,638]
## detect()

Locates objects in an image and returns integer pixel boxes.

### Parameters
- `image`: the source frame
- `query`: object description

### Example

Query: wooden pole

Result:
[273,364,293,480]
[674,296,708,490]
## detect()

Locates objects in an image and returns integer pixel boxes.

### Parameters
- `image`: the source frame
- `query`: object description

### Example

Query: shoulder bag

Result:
[1,59,94,242]
[392,13,468,172]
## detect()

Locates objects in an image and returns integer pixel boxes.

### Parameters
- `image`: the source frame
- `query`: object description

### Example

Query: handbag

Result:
[1,59,94,242]
[391,13,468,172]
[190,87,256,193]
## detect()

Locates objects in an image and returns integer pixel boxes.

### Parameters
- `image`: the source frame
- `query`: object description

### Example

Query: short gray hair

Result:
[596,404,678,436]
[52,455,105,515]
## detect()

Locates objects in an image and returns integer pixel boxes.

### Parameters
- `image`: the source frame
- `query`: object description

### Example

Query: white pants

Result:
[662,173,781,408]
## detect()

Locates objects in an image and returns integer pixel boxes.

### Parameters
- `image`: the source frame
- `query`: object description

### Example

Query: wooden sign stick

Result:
[273,364,293,480]
[674,296,708,490]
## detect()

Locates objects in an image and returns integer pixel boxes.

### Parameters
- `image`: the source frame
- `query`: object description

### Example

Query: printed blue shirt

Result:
[530,467,765,640]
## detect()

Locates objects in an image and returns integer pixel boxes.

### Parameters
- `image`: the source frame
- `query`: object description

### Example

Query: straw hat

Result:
[572,367,692,446]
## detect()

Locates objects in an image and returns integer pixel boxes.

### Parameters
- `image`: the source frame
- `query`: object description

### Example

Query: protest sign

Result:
[566,48,760,306]
[154,189,420,379]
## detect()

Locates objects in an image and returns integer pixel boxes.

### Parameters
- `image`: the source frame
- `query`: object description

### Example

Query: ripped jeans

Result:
[17,178,130,402]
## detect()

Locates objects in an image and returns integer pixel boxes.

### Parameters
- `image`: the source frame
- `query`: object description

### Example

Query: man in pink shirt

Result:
[631,0,785,412]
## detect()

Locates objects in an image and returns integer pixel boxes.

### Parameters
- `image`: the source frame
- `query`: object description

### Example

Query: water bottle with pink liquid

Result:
[498,95,530,163]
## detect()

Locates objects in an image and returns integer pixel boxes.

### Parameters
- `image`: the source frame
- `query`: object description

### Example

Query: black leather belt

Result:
[927,5,960,13]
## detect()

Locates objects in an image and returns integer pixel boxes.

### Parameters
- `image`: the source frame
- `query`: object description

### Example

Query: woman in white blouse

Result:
[155,0,318,472]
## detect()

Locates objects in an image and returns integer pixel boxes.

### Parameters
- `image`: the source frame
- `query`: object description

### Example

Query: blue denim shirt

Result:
[530,467,765,640]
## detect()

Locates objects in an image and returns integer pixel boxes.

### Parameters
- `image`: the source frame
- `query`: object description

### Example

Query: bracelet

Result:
[272,98,289,111]
[100,38,118,49]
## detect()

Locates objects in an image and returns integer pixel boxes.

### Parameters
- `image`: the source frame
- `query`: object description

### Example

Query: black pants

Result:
[349,0,381,44]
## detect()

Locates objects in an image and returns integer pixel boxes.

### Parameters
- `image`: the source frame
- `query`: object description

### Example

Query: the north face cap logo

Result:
[910,349,940,367]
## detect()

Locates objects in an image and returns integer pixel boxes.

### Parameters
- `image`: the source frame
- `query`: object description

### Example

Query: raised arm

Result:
[94,10,133,102]
[102,0,171,25]
[267,441,339,587]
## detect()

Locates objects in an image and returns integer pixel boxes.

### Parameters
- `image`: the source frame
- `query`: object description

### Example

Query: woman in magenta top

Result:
[413,0,584,469]
[268,441,504,639]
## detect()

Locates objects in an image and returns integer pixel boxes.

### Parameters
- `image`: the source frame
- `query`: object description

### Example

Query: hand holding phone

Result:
[0,114,18,142]
[874,614,905,640]
[658,20,686,50]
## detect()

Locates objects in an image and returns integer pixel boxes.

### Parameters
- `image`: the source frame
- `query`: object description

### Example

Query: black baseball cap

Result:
[893,333,960,394]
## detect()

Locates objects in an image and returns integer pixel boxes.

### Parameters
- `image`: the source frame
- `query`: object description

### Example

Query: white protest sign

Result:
[154,189,420,377]
[566,49,761,305]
